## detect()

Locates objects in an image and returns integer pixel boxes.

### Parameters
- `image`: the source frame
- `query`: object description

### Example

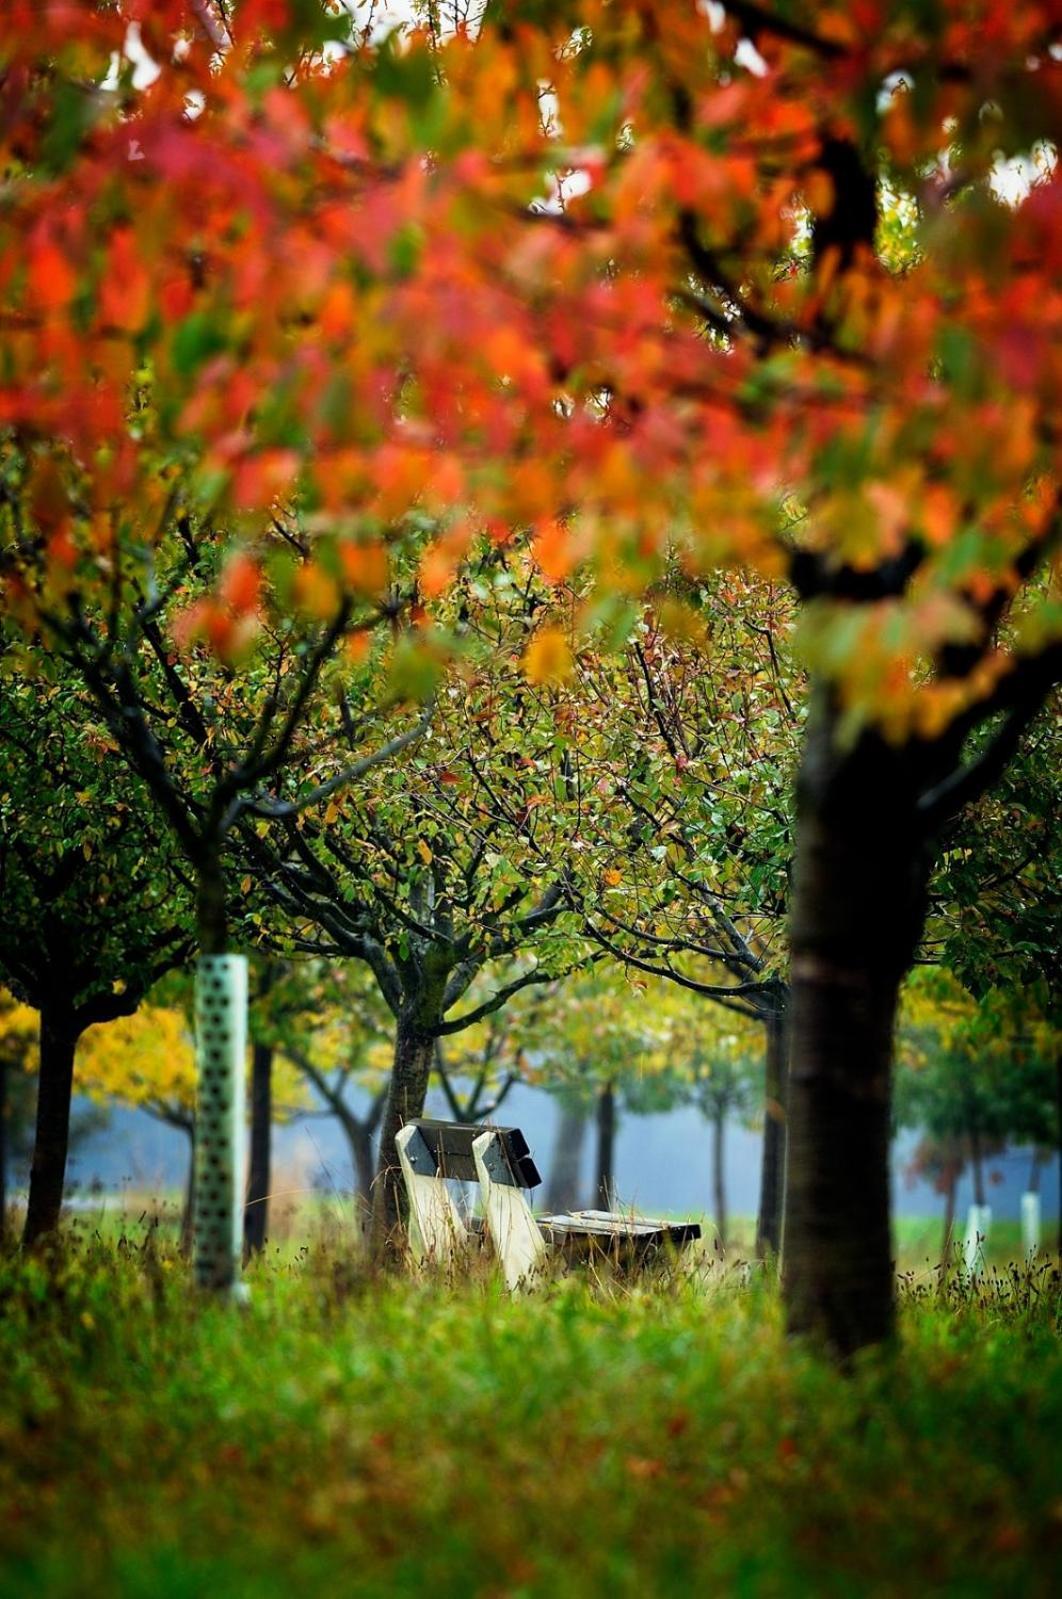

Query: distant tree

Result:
[660,1016,762,1251]
[896,970,1058,1252]
[0,989,37,1245]
[78,995,306,1253]
[255,961,394,1215]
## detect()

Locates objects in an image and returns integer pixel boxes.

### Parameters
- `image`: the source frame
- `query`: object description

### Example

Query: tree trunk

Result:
[545,1100,588,1212]
[0,1052,7,1247]
[371,1011,436,1259]
[712,1107,727,1248]
[595,1080,616,1209]
[243,1040,273,1258]
[196,836,228,956]
[756,1007,788,1258]
[342,1110,377,1215]
[23,1006,79,1249]
[1056,1046,1062,1257]
[783,697,929,1355]
[941,1165,957,1259]
[180,1125,195,1258]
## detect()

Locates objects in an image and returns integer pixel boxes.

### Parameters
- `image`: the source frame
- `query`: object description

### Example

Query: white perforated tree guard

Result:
[194,955,247,1295]
[962,1203,992,1274]
[1021,1192,1041,1257]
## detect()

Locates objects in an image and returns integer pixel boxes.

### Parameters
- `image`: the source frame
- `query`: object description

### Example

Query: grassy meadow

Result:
[1,1228,1061,1598]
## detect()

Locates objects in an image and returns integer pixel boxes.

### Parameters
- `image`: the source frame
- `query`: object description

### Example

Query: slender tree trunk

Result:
[0,1053,7,1247]
[941,1166,957,1260]
[196,837,228,956]
[595,1080,616,1209]
[180,1125,195,1258]
[783,697,929,1355]
[371,1011,436,1258]
[1027,1150,1042,1193]
[243,1040,273,1258]
[342,1110,377,1214]
[23,1005,79,1249]
[545,1100,588,1213]
[712,1107,727,1248]
[756,1007,788,1258]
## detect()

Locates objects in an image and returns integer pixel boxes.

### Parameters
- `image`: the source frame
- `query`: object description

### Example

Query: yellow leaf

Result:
[523,626,573,686]
[603,867,622,886]
[417,839,433,865]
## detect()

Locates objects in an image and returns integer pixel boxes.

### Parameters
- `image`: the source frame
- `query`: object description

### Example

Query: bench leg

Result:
[472,1131,548,1293]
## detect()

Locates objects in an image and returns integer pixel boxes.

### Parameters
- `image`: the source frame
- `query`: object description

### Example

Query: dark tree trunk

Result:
[196,838,228,956]
[180,1125,195,1258]
[371,1011,436,1258]
[595,1081,616,1209]
[712,1107,727,1248]
[23,1006,79,1249]
[243,1041,273,1258]
[1055,1048,1062,1256]
[756,1007,788,1258]
[783,696,930,1356]
[545,1100,588,1213]
[941,1166,957,1259]
[0,1053,7,1247]
[1027,1149,1042,1193]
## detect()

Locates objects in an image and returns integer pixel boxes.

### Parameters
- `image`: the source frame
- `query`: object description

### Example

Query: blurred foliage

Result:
[0,1244,1060,1596]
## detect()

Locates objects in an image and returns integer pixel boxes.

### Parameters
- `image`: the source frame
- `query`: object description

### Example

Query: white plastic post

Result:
[194,954,248,1296]
[1021,1192,1041,1257]
[962,1202,992,1274]
[472,1130,548,1293]
[396,1124,468,1268]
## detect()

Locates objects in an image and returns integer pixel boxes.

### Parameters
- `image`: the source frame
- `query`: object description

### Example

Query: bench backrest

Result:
[402,1118,542,1188]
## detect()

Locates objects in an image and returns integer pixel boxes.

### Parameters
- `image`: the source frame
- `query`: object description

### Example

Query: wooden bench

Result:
[395,1118,701,1291]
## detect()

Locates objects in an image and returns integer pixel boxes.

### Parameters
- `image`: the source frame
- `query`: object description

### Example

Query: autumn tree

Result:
[78,1003,200,1251]
[452,563,799,1251]
[78,993,306,1252]
[247,656,589,1252]
[3,2,1059,1347]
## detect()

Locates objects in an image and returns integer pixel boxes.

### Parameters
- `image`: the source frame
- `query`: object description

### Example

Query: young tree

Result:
[249,669,588,1253]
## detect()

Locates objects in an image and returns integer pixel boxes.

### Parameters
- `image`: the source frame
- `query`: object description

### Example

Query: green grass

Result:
[2,1237,1061,1598]
[48,1193,1058,1271]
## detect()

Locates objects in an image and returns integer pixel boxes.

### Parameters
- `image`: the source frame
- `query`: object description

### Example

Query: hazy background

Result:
[43,1082,1059,1226]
